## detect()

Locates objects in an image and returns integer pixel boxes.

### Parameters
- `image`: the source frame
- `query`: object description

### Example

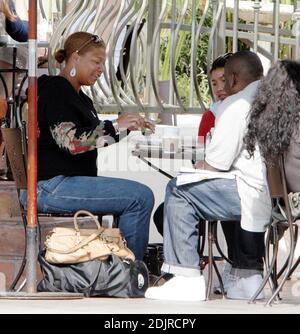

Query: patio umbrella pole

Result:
[26,0,38,294]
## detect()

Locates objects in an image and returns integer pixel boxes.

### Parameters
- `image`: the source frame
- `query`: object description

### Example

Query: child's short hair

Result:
[209,53,233,73]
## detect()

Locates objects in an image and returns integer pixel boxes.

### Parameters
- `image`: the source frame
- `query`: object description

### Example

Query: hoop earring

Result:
[70,66,77,77]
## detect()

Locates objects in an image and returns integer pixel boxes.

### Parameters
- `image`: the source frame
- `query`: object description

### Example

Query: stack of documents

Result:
[176,167,235,186]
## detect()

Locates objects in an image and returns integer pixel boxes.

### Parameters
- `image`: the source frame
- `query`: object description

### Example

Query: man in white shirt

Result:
[145,51,272,301]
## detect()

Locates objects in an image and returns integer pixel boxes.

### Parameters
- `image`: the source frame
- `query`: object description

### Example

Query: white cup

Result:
[162,127,181,153]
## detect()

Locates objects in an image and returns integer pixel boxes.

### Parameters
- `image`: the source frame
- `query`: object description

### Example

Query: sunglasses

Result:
[76,35,104,54]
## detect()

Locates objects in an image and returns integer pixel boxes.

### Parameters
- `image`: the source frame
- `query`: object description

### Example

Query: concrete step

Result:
[0,181,20,218]
[0,217,74,290]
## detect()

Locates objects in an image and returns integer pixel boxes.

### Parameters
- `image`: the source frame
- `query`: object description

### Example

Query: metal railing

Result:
[42,0,300,117]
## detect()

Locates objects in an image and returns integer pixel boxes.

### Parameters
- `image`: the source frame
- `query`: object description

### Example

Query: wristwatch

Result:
[112,120,120,135]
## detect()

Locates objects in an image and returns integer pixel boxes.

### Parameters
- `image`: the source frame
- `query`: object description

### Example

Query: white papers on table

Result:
[176,167,235,186]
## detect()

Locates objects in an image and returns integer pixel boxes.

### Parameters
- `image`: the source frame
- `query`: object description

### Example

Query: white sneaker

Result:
[214,262,235,294]
[145,275,206,301]
[226,274,265,300]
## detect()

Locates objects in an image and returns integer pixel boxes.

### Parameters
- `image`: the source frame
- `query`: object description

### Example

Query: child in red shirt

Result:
[198,53,233,143]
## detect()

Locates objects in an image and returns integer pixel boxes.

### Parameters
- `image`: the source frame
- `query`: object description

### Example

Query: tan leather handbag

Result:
[45,210,135,264]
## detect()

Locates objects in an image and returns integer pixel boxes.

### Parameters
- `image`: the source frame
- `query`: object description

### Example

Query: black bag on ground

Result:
[37,250,149,298]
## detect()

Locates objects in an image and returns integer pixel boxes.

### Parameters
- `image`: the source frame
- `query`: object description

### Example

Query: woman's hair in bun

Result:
[55,49,67,64]
[55,32,106,64]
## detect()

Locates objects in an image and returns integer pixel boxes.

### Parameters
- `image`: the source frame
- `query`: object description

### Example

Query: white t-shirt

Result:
[205,80,272,232]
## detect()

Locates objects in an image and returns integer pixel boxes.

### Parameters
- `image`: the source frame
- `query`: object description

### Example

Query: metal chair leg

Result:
[206,221,214,300]
[212,259,225,297]
[215,222,232,265]
[249,225,278,303]
[266,220,296,306]
[287,254,300,279]
[267,226,280,298]
[206,221,225,300]
[281,224,299,281]
[9,255,26,292]
[198,220,206,259]
[9,213,27,291]
[277,224,298,279]
[15,279,26,292]
[213,222,225,295]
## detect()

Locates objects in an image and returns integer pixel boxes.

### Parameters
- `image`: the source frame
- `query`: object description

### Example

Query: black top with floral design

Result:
[37,75,118,181]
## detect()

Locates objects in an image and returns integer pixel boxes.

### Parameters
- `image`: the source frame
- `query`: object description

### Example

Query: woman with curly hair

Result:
[244,60,300,193]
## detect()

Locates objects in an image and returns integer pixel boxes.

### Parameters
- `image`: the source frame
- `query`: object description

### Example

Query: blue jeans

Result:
[20,175,154,260]
[5,0,28,42]
[162,178,264,277]
[5,18,28,42]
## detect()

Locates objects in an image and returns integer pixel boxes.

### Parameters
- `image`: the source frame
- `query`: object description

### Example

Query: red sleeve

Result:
[198,110,215,143]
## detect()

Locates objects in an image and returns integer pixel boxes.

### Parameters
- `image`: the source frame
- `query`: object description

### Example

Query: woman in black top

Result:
[20,31,155,260]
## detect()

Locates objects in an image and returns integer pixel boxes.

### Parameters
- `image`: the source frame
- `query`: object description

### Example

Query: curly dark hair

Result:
[244,60,300,164]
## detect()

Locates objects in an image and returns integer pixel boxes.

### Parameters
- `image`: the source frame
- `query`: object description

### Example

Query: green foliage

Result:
[280,0,295,4]
[280,18,293,59]
[158,0,295,107]
[159,2,212,107]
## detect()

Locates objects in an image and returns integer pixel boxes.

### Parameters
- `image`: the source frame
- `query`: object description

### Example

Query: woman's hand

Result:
[142,117,156,133]
[116,113,156,133]
[117,113,144,131]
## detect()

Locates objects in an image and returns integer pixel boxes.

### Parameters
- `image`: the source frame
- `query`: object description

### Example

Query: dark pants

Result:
[221,221,265,274]
[153,202,164,236]
[154,201,265,273]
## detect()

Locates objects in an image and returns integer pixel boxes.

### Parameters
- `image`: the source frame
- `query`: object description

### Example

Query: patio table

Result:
[132,140,205,179]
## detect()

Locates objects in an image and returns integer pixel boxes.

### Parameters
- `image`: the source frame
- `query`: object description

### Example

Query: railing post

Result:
[273,0,280,63]
[211,0,218,59]
[189,0,197,108]
[233,0,239,52]
[61,0,67,17]
[292,1,300,60]
[146,0,161,121]
[169,0,176,108]
[216,0,227,56]
[253,1,261,54]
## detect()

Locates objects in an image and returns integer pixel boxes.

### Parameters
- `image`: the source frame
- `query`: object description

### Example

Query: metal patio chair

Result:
[250,155,299,305]
[198,220,232,300]
[1,125,119,292]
